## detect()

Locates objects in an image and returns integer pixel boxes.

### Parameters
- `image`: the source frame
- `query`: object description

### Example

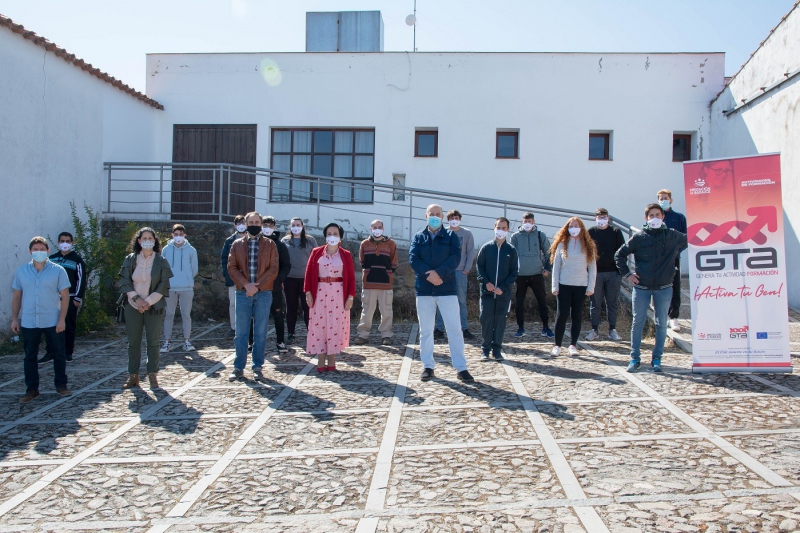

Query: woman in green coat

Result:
[118,227,173,389]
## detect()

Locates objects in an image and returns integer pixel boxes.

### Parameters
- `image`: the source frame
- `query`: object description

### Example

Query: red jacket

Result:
[303,246,357,306]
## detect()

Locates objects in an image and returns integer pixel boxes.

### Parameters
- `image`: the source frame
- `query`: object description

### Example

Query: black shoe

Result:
[228,369,244,381]
[287,334,295,344]
[65,354,73,362]
[277,342,288,353]
[253,368,264,381]
[433,329,445,341]
[420,368,434,381]
[481,351,491,362]
[462,329,475,340]
[492,351,505,361]
[457,370,475,383]
[37,354,54,364]
[227,328,236,338]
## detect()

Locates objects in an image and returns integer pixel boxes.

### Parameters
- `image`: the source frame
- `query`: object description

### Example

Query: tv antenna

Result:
[405,0,417,51]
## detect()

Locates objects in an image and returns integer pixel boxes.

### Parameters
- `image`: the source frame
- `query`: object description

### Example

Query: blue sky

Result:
[2,0,796,92]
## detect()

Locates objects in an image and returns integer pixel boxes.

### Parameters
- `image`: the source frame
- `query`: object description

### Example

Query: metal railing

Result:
[102,162,639,245]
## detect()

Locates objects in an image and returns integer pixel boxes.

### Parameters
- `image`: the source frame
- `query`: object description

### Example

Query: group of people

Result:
[10,187,687,402]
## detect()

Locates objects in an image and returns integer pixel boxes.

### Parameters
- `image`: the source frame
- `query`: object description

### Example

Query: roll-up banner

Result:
[683,153,791,373]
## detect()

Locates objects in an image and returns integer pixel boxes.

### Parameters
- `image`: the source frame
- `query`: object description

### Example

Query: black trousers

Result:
[45,298,78,357]
[271,288,286,343]
[480,296,511,353]
[23,326,67,392]
[554,284,587,347]
[515,274,549,328]
[668,263,681,319]
[284,277,309,335]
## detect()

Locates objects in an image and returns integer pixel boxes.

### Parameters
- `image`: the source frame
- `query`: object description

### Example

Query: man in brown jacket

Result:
[227,211,279,381]
[354,219,398,345]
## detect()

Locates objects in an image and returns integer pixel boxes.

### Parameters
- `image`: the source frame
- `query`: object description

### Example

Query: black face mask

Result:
[246,225,261,236]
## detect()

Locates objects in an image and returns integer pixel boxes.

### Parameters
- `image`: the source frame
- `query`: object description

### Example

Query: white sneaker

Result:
[160,341,171,353]
[550,346,561,357]
[568,345,579,356]
[669,319,680,332]
[608,329,621,341]
[183,340,195,351]
[585,329,599,341]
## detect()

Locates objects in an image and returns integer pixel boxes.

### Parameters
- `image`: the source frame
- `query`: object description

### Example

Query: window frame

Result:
[672,134,692,162]
[588,133,611,161]
[414,130,438,158]
[496,131,519,159]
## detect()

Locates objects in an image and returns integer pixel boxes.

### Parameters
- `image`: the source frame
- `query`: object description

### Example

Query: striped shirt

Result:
[248,237,259,283]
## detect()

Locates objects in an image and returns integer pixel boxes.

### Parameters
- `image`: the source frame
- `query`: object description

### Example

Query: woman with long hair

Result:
[304,223,356,373]
[549,218,597,357]
[118,227,173,389]
[281,218,318,344]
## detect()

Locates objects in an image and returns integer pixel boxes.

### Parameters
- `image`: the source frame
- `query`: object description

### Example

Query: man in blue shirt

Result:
[11,236,72,403]
[657,189,688,332]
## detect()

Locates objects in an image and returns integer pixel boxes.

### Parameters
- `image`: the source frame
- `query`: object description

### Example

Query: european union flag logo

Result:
[756,332,768,339]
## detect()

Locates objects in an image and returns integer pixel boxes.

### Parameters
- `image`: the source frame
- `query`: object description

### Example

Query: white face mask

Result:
[141,240,155,250]
[495,229,508,240]
[647,217,664,229]
[58,242,72,252]
[326,235,340,246]
[173,235,185,244]
[236,224,247,233]
[522,222,534,232]
[262,227,274,236]
[291,226,303,235]
[568,227,581,237]
[595,217,609,228]
[448,219,460,229]
[372,228,384,238]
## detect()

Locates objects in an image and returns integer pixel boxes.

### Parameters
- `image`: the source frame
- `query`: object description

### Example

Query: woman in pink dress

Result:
[304,223,357,373]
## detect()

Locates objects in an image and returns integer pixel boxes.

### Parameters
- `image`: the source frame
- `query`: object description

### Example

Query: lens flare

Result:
[260,58,282,86]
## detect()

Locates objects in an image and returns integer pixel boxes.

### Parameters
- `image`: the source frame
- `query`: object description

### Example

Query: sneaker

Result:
[457,370,475,383]
[277,342,288,353]
[20,390,39,403]
[514,328,525,337]
[652,361,663,372]
[626,361,641,373]
[228,369,244,381]
[37,354,54,364]
[253,368,264,381]
[353,337,369,345]
[669,319,680,332]
[550,346,561,357]
[56,386,72,397]
[160,341,172,353]
[287,334,295,344]
[608,329,621,341]
[585,329,599,341]
[568,345,579,356]
[420,368,435,382]
[462,329,475,340]
[481,351,491,362]
[183,341,195,351]
[492,351,505,361]
[380,337,392,345]
[65,354,73,362]
[543,327,555,339]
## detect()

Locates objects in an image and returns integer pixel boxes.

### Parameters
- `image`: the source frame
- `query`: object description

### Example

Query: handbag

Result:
[115,293,126,323]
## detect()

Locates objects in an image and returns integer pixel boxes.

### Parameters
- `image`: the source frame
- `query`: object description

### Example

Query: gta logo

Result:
[729,326,748,339]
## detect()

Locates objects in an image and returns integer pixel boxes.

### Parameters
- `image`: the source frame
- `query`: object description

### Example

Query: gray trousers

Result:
[164,289,194,341]
[589,271,622,330]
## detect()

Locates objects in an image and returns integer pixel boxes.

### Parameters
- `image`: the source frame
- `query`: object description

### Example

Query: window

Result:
[496,131,519,158]
[415,130,438,157]
[673,134,692,162]
[589,133,611,160]
[270,128,375,203]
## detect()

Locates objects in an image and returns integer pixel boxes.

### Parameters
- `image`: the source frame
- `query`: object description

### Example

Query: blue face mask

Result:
[31,251,48,263]
[428,216,442,230]
[659,199,670,211]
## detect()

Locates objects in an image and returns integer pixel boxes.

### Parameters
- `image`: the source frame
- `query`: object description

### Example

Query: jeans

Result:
[436,270,468,332]
[357,288,394,339]
[630,286,672,363]
[668,262,681,319]
[22,326,67,391]
[234,290,272,370]
[417,295,467,372]
[44,298,79,357]
[515,274,549,328]
[589,271,622,330]
[554,284,587,347]
[125,305,163,374]
[480,296,511,353]
[228,286,236,330]
[284,277,309,335]
[163,290,194,341]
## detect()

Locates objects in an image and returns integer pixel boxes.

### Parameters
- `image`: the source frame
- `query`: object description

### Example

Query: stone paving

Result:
[0,320,799,532]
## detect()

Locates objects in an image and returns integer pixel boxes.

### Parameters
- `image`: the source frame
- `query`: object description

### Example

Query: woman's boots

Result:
[121,373,159,389]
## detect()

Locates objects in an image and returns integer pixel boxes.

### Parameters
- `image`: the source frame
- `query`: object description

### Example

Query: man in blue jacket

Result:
[615,203,687,373]
[221,215,247,338]
[409,204,474,383]
[476,217,519,361]
[657,189,688,332]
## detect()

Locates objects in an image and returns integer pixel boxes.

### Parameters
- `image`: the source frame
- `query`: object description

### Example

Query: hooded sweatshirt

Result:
[510,226,552,276]
[161,239,199,291]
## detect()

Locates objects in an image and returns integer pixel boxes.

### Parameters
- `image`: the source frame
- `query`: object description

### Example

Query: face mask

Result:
[568,227,581,237]
[326,235,340,246]
[495,229,508,240]
[647,218,664,229]
[448,219,460,229]
[291,226,303,235]
[659,199,671,211]
[31,251,48,263]
[428,216,442,230]
[522,223,534,232]
[173,236,185,244]
[236,224,247,233]
[58,242,72,252]
[262,227,274,236]
[247,225,262,237]
[372,229,384,238]
[140,240,155,250]
[596,218,609,228]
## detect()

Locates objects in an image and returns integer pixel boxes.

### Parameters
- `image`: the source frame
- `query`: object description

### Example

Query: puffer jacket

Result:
[408,226,461,296]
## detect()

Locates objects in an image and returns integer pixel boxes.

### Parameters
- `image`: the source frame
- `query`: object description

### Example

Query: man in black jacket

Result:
[262,216,291,353]
[476,217,519,361]
[615,203,687,373]
[221,215,247,337]
[40,232,87,363]
[586,208,626,342]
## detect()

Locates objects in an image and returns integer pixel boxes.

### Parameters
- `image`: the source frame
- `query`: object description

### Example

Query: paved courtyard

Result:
[1,320,800,533]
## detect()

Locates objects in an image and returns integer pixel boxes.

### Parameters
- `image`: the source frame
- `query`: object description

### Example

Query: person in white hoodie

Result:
[160,224,199,352]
